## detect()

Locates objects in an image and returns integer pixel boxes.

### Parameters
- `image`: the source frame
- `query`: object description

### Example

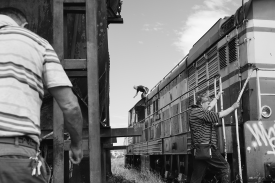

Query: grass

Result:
[108,157,165,183]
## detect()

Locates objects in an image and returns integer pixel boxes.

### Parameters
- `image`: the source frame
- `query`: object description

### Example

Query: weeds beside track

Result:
[108,157,164,183]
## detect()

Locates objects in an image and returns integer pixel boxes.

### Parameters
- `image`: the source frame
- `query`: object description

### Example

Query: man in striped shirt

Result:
[0,7,83,183]
[189,92,239,183]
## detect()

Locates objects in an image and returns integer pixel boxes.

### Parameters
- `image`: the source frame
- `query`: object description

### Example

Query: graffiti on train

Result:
[246,121,275,154]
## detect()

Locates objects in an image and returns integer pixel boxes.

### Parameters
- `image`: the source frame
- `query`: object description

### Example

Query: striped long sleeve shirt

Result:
[189,105,220,149]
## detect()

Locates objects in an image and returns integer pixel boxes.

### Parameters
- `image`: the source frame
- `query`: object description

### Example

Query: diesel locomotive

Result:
[125,0,275,182]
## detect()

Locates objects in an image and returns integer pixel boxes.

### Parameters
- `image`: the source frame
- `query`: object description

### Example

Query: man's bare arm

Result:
[219,102,240,118]
[208,98,218,111]
[133,91,138,98]
[48,86,83,163]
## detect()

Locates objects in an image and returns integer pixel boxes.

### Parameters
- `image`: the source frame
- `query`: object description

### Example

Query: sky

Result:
[108,0,245,145]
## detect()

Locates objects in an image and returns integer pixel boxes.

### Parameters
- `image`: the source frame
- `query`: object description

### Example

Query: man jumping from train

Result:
[133,85,149,99]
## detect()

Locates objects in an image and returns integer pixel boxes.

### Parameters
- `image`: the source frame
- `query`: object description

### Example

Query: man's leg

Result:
[206,148,230,183]
[190,158,207,183]
[141,92,146,98]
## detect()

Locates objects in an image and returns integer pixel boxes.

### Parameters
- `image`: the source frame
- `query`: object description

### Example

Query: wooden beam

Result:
[41,129,137,141]
[64,0,85,3]
[66,70,87,77]
[53,100,64,183]
[63,59,87,70]
[53,0,64,64]
[106,150,112,178]
[112,137,117,143]
[100,128,142,138]
[102,145,106,183]
[103,145,127,150]
[64,138,118,151]
[108,18,123,24]
[64,139,89,151]
[101,137,117,144]
[87,0,101,182]
[70,14,80,59]
[53,1,64,183]
[64,6,85,12]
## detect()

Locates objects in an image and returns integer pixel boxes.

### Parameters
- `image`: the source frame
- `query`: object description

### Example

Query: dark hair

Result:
[196,93,210,105]
[0,7,27,23]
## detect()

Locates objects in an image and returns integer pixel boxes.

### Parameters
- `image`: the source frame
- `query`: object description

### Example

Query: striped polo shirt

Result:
[0,15,72,145]
[189,105,220,149]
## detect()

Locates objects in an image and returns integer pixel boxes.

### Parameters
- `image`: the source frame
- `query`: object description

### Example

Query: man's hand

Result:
[216,90,224,99]
[232,102,240,109]
[69,144,83,164]
[49,86,83,164]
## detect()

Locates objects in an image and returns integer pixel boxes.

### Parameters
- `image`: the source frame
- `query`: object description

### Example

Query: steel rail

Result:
[235,69,255,183]
[256,69,262,120]
[219,77,227,161]
[214,78,218,112]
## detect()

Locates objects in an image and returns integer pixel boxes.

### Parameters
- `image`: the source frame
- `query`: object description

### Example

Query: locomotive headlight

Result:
[261,105,272,118]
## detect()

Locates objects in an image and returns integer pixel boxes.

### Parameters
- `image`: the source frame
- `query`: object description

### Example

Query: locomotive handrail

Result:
[234,68,256,183]
[147,107,191,127]
[256,68,275,71]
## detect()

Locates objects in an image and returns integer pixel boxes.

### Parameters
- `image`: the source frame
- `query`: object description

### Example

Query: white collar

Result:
[0,14,19,27]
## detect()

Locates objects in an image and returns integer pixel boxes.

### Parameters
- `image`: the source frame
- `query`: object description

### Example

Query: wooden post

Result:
[106,150,112,176]
[102,146,107,183]
[86,0,101,182]
[53,101,64,183]
[53,1,64,182]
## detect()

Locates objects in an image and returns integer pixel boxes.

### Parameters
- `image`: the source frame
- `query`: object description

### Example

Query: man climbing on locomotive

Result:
[133,85,149,99]
[189,92,239,183]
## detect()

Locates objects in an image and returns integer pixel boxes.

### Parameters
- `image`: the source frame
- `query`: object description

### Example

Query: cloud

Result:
[174,0,235,56]
[192,5,201,10]
[138,41,144,44]
[142,22,164,31]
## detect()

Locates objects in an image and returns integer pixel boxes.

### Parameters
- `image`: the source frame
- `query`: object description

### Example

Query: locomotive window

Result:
[156,99,159,112]
[147,105,150,116]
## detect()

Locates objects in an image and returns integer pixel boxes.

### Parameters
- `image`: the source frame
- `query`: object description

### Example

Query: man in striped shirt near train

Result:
[189,92,239,183]
[0,7,83,182]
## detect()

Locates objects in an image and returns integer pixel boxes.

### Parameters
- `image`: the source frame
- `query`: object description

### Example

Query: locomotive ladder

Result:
[235,69,256,183]
[214,77,227,161]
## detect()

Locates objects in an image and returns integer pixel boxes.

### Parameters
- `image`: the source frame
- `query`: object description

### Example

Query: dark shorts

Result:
[0,143,49,183]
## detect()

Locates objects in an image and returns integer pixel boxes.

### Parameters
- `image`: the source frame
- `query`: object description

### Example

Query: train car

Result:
[126,0,275,182]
